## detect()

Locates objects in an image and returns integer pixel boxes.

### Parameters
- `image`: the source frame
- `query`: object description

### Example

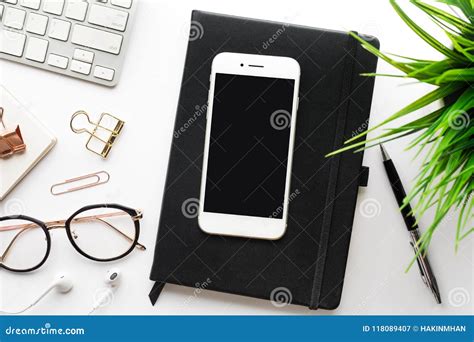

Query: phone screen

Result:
[204,73,295,219]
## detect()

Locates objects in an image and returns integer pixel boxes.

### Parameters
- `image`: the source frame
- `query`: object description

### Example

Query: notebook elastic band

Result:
[309,33,358,309]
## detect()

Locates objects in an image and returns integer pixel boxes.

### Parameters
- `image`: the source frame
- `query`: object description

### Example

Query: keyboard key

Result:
[94,65,114,81]
[65,0,88,21]
[5,0,18,4]
[43,0,65,15]
[4,7,26,29]
[20,0,41,10]
[48,18,71,41]
[47,53,68,68]
[0,30,26,56]
[71,24,123,55]
[71,59,91,74]
[73,48,94,63]
[88,4,128,32]
[25,36,49,62]
[26,13,49,35]
[111,0,132,9]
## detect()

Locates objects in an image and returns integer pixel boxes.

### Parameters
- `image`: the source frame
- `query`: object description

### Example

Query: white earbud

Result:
[0,274,73,315]
[50,274,74,293]
[90,268,121,314]
[104,268,121,287]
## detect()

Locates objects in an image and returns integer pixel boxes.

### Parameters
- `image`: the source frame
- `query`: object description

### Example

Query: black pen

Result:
[380,144,441,304]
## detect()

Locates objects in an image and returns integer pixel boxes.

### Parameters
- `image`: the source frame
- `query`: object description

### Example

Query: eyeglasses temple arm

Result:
[92,217,146,251]
[71,211,145,250]
[1,227,32,262]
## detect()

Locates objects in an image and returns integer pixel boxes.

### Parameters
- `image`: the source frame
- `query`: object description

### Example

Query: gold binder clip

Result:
[70,110,124,159]
[0,107,27,159]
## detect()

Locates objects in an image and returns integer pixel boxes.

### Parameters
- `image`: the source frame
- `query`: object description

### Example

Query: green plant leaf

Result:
[345,82,464,144]
[413,0,474,36]
[332,0,473,262]
[427,68,474,84]
[391,0,467,61]
[436,0,474,24]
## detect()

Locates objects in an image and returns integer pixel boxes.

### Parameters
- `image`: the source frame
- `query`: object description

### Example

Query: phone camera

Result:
[240,63,244,67]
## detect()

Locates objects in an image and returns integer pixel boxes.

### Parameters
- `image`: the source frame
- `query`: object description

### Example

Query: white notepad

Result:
[0,85,56,200]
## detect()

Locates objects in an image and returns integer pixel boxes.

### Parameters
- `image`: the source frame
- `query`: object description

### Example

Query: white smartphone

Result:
[198,52,300,240]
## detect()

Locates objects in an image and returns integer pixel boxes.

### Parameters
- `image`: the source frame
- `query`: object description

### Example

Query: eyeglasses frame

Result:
[0,204,143,273]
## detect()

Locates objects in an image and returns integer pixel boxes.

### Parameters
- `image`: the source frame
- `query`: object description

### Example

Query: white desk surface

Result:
[0,0,472,315]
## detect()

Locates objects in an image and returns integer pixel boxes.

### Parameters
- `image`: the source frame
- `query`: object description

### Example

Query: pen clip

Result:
[410,241,428,286]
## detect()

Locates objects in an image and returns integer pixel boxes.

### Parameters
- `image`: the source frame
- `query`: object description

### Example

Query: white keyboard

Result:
[0,0,136,86]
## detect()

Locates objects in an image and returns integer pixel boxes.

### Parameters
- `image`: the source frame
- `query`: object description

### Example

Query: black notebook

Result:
[149,10,379,310]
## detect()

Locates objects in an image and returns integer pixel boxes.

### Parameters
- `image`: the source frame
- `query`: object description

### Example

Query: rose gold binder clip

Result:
[50,171,110,196]
[70,110,124,159]
[0,107,27,159]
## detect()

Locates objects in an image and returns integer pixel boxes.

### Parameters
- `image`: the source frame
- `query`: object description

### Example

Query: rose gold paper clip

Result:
[50,171,110,196]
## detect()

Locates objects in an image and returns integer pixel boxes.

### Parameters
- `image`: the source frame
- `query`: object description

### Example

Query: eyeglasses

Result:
[0,204,145,272]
